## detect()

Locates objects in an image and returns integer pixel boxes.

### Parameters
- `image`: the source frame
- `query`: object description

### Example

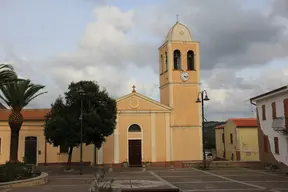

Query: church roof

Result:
[116,91,172,111]
[165,22,192,42]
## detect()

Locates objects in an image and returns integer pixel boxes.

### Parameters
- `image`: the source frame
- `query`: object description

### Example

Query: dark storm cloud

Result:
[136,0,288,71]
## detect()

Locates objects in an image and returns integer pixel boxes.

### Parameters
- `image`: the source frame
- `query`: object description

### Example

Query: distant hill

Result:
[203,121,226,149]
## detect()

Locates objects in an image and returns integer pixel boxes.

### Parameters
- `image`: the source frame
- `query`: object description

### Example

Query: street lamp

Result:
[196,90,210,169]
[78,88,85,175]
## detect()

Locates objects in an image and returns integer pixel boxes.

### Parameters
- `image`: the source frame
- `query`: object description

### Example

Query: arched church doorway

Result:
[128,124,142,167]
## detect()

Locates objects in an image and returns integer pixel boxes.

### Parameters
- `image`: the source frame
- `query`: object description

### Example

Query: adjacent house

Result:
[215,118,259,161]
[250,85,288,168]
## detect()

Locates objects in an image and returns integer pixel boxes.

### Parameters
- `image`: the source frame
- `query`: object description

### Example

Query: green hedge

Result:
[0,162,41,182]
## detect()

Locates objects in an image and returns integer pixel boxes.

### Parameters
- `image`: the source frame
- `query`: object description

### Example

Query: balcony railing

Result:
[272,116,288,133]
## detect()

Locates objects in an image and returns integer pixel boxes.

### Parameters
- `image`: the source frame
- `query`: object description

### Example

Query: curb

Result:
[0,172,48,189]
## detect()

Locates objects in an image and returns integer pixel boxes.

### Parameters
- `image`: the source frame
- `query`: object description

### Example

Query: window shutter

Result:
[284,98,288,131]
[272,102,276,119]
[262,105,266,120]
[274,137,279,154]
[263,135,268,153]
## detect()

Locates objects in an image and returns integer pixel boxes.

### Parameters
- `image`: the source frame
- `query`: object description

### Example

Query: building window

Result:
[283,98,288,130]
[165,52,168,71]
[187,50,195,70]
[60,143,69,153]
[231,153,234,161]
[274,137,279,154]
[230,133,233,144]
[160,55,163,73]
[128,124,141,132]
[263,135,269,153]
[262,105,266,120]
[173,50,181,70]
[222,133,225,143]
[272,102,277,119]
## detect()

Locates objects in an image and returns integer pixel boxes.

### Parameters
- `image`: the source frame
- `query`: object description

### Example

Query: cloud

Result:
[2,0,288,121]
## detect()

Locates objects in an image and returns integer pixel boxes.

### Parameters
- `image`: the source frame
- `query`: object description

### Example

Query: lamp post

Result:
[78,88,85,175]
[196,90,210,169]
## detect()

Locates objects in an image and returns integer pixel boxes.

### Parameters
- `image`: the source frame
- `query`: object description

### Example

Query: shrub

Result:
[0,162,41,182]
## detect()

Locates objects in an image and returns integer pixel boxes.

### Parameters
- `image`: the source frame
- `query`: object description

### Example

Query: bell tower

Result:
[158,21,202,161]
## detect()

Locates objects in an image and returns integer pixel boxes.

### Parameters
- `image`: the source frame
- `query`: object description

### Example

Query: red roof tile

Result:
[215,124,224,129]
[230,118,257,127]
[0,109,50,121]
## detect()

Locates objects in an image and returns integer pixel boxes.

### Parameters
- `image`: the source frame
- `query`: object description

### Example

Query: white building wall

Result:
[256,92,288,166]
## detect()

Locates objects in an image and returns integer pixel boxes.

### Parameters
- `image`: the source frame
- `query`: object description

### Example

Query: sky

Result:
[1,0,288,121]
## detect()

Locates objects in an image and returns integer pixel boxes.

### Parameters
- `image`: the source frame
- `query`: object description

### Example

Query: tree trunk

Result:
[9,128,20,162]
[8,111,23,163]
[66,146,74,170]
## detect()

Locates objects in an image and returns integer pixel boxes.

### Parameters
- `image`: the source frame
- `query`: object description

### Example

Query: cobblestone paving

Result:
[2,167,288,192]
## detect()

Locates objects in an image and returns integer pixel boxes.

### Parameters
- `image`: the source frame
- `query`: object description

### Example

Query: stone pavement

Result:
[2,167,288,192]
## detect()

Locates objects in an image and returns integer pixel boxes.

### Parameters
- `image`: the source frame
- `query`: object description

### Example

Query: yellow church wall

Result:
[116,114,152,162]
[117,95,168,111]
[172,128,202,161]
[155,113,167,162]
[171,85,200,126]
[102,134,114,164]
[160,85,170,107]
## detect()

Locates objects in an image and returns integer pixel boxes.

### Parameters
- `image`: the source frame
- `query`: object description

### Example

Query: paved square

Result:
[153,168,288,192]
[2,167,288,192]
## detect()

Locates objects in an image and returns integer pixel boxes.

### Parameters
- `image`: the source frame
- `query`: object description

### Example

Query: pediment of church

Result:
[116,92,172,112]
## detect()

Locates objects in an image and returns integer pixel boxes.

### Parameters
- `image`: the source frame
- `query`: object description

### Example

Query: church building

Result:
[0,22,202,167]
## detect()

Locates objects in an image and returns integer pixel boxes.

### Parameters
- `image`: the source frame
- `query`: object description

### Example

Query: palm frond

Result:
[0,64,17,86]
[0,79,47,111]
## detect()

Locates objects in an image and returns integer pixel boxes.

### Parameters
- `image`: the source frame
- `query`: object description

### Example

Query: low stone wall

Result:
[0,172,48,189]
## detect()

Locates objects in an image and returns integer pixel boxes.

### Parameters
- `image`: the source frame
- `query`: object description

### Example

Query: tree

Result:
[0,64,17,86]
[0,79,47,162]
[44,81,117,169]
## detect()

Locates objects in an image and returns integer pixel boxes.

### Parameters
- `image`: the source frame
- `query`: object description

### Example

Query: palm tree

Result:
[0,64,17,86]
[0,79,47,162]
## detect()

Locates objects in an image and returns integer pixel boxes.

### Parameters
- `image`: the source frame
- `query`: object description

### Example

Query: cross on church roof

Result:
[132,85,136,93]
[176,14,179,22]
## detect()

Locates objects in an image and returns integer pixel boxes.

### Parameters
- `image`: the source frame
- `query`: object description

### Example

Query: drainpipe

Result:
[44,138,47,166]
[250,100,256,106]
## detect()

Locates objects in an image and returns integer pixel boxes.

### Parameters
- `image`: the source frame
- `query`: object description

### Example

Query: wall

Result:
[237,127,259,161]
[256,91,288,166]
[223,120,237,161]
[215,128,224,158]
[0,121,94,165]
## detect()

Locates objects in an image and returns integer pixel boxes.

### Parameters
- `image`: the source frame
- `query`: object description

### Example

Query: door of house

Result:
[24,136,37,165]
[128,140,142,167]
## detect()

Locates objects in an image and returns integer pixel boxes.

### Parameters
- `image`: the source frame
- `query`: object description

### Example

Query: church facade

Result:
[0,22,202,167]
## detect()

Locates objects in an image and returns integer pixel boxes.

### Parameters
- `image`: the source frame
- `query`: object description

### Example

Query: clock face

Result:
[181,72,189,81]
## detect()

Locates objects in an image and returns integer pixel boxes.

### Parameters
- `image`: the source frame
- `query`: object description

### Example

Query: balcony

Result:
[272,116,288,133]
